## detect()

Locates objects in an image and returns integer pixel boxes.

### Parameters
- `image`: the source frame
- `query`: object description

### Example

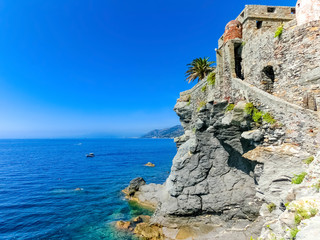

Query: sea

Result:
[0,139,177,240]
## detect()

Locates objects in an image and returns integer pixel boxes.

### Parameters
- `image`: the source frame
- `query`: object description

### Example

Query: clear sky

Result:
[0,0,296,138]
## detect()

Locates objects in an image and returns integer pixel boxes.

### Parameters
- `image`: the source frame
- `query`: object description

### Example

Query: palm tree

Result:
[185,57,215,83]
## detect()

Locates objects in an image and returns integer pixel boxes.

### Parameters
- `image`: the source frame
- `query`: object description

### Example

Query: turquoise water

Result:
[0,139,176,239]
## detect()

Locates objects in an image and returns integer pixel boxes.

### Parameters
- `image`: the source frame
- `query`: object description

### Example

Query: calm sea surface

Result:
[0,139,176,240]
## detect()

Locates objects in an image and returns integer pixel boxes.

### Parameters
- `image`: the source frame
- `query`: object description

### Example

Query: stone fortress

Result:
[121,1,320,240]
[214,2,320,112]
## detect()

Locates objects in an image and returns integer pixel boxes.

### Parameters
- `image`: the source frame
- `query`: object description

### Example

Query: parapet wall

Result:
[237,5,296,24]
[273,20,320,108]
[241,19,320,110]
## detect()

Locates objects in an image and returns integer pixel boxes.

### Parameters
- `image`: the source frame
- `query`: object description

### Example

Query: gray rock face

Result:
[243,144,308,205]
[296,216,320,240]
[241,129,264,142]
[135,183,164,208]
[157,101,261,220]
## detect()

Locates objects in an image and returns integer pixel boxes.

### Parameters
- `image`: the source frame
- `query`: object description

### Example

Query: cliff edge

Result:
[123,3,320,240]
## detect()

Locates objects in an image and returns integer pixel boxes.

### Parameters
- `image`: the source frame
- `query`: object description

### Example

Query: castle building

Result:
[213,2,320,112]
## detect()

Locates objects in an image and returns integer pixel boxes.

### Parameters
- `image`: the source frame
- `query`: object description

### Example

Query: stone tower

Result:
[223,20,242,43]
[296,0,320,25]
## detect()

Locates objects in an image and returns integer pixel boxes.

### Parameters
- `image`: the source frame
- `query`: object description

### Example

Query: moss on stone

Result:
[207,72,216,86]
[303,156,314,165]
[291,172,307,184]
[226,104,235,112]
[197,101,206,112]
[274,24,284,38]
[267,202,276,213]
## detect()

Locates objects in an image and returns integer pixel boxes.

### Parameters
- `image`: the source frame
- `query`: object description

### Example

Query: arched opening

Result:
[261,66,275,93]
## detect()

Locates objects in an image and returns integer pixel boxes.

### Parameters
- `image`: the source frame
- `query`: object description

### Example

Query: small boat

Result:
[86,153,95,158]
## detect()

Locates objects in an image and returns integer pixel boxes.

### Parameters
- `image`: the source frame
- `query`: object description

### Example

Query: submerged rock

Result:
[144,162,155,167]
[115,220,132,231]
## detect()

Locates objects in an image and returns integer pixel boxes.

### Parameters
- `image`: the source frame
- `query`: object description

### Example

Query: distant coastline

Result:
[140,125,184,139]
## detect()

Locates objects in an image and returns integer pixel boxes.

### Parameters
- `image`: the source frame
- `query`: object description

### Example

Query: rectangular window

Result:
[267,7,276,13]
[256,21,262,29]
[291,8,296,14]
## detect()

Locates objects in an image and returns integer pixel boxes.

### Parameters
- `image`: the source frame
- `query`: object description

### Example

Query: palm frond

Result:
[185,57,216,83]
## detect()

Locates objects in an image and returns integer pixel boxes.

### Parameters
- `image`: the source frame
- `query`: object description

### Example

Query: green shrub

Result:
[201,85,207,92]
[294,214,302,225]
[186,95,191,106]
[291,172,307,184]
[207,72,216,86]
[267,203,276,213]
[241,41,246,46]
[252,109,263,123]
[297,207,311,220]
[310,208,318,217]
[290,227,299,239]
[303,156,314,165]
[263,112,276,124]
[245,102,255,115]
[274,24,284,38]
[226,104,235,112]
[313,180,320,192]
[292,204,318,226]
[197,101,206,112]
[245,102,277,124]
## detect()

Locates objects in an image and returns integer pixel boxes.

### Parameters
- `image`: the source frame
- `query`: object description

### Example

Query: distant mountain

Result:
[141,125,184,139]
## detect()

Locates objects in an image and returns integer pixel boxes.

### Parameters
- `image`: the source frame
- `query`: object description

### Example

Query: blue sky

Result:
[0,0,296,138]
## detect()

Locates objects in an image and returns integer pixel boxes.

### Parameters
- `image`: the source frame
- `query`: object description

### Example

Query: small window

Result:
[241,12,244,18]
[298,3,300,7]
[291,8,296,14]
[267,7,276,13]
[256,21,263,29]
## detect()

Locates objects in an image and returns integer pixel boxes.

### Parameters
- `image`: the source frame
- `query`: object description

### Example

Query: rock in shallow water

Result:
[144,162,155,167]
[125,177,146,196]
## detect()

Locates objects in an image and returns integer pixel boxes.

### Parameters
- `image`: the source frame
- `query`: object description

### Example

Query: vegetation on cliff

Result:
[185,57,215,83]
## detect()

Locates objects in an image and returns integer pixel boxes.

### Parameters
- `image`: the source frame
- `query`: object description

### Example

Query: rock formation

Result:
[121,2,320,239]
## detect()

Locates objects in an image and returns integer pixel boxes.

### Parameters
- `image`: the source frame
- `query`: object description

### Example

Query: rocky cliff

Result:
[121,4,320,240]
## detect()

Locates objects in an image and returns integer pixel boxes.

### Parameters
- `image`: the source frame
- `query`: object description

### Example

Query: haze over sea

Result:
[0,138,176,240]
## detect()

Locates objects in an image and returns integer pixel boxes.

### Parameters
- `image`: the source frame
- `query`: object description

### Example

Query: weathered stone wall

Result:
[241,29,276,89]
[273,20,320,109]
[230,77,320,154]
[240,18,320,111]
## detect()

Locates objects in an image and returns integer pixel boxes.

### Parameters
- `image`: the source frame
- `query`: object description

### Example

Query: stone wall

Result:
[239,18,320,111]
[230,77,320,154]
[273,20,320,109]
